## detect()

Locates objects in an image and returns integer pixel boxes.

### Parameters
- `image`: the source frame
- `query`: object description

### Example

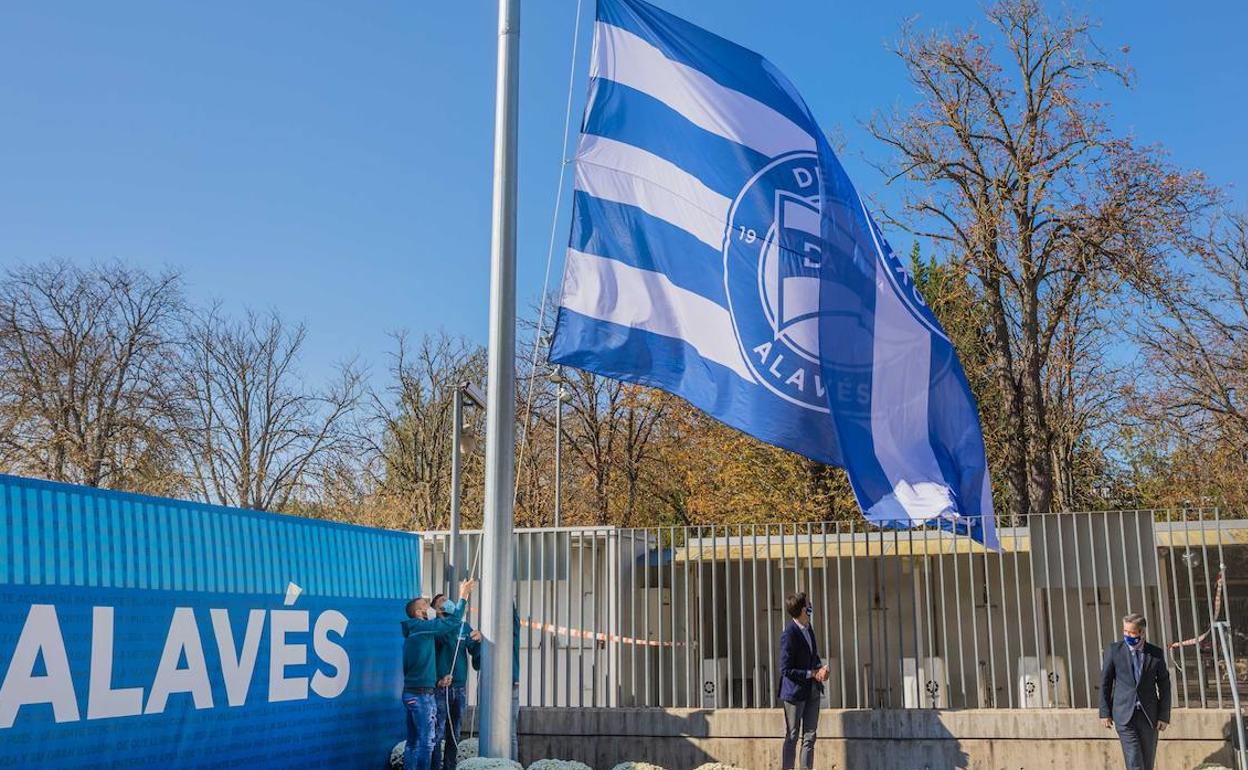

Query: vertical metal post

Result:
[553,530,563,705]
[723,527,734,708]
[1164,510,1190,706]
[657,527,666,706]
[951,528,966,706]
[1010,522,1025,705]
[710,525,720,706]
[888,529,898,703]
[765,524,775,708]
[1102,513,1119,647]
[1180,508,1207,706]
[1026,518,1044,705]
[564,529,573,706]
[1133,511,1157,702]
[737,524,747,708]
[909,528,922,708]
[792,523,801,604]
[591,529,600,707]
[1197,507,1222,706]
[643,529,652,705]
[525,532,534,706]
[553,376,563,528]
[1040,514,1059,707]
[752,524,762,708]
[1054,513,1073,707]
[696,527,707,706]
[1067,512,1090,707]
[539,531,548,707]
[1149,510,1171,656]
[778,522,787,648]
[671,526,679,708]
[819,522,832,708]
[684,527,692,707]
[607,530,617,707]
[1083,513,1106,705]
[1216,506,1234,710]
[833,522,847,708]
[627,529,637,705]
[578,530,586,707]
[849,516,861,708]
[922,525,937,707]
[994,526,1012,708]
[1215,506,1233,630]
[968,531,985,707]
[478,0,520,754]
[936,528,951,707]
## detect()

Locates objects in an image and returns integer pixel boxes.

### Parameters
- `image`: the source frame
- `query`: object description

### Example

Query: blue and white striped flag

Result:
[550,0,998,548]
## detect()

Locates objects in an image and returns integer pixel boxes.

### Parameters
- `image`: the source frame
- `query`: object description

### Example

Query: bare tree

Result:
[1135,211,1248,503]
[1044,293,1123,510]
[0,260,185,491]
[869,0,1215,515]
[361,331,486,531]
[175,307,362,511]
[617,385,668,526]
[557,369,624,525]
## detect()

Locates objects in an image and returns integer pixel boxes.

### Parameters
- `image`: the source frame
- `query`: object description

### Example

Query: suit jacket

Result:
[1099,640,1171,727]
[777,619,823,704]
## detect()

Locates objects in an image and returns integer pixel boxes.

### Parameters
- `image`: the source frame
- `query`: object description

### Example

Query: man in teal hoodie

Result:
[430,591,482,770]
[402,579,474,770]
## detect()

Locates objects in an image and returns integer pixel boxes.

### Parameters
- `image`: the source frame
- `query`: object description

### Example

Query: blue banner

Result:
[0,474,421,769]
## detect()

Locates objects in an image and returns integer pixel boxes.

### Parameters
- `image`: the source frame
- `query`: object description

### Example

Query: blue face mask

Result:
[1124,633,1141,647]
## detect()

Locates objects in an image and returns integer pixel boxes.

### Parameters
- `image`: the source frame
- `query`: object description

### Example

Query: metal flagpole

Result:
[480,0,520,758]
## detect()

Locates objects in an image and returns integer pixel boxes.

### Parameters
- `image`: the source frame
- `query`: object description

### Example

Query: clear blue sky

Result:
[2,0,1244,385]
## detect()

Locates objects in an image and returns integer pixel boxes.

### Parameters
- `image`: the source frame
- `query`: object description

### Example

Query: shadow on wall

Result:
[840,710,968,770]
[1197,716,1239,769]
[518,708,715,770]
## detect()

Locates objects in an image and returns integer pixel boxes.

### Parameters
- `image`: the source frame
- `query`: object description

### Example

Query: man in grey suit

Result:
[1099,613,1171,770]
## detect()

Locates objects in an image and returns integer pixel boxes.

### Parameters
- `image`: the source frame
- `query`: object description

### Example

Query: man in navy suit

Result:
[777,591,828,770]
[1099,613,1171,770]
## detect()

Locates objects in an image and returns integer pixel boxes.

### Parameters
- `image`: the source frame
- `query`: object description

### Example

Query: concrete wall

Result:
[513,707,1236,770]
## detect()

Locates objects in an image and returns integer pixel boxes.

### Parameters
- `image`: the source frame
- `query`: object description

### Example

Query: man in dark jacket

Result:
[402,579,474,770]
[1099,613,1171,770]
[430,591,482,770]
[777,591,827,770]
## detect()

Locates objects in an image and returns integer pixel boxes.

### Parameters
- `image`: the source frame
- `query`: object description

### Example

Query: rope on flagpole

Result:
[444,535,485,753]
[512,0,585,507]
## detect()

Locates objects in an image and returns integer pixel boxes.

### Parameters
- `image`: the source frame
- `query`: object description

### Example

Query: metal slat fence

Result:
[419,509,1244,710]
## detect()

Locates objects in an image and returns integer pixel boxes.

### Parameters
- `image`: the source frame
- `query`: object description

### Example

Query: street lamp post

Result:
[448,382,486,594]
[549,366,569,528]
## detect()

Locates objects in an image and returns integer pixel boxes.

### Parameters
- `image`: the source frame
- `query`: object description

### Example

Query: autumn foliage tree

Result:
[869,0,1216,517]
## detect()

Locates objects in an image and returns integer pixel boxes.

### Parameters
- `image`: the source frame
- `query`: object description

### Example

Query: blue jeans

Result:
[431,686,467,770]
[403,692,438,770]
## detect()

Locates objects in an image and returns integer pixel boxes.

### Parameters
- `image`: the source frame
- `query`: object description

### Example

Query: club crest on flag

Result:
[725,153,871,414]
